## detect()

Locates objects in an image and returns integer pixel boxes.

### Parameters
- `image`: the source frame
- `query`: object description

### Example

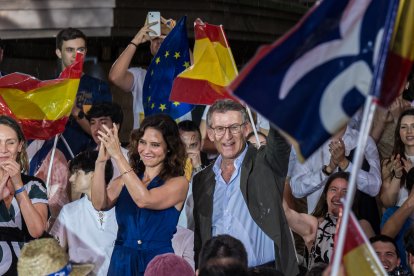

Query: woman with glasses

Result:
[91,114,188,276]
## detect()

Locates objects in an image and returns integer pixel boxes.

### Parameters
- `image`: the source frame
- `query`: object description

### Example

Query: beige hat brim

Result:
[71,264,95,276]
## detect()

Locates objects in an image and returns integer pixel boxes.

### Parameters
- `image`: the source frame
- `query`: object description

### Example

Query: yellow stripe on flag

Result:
[343,244,385,275]
[391,0,414,60]
[179,38,237,87]
[1,79,79,120]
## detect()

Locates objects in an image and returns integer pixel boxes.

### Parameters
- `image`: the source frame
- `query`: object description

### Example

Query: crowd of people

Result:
[0,13,414,276]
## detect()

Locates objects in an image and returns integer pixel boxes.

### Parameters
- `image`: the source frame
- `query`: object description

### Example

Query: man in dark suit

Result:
[192,99,298,275]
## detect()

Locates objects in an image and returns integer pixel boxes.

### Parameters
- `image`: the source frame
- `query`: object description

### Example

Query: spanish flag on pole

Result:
[170,18,238,105]
[379,0,414,107]
[0,53,83,140]
[334,211,387,275]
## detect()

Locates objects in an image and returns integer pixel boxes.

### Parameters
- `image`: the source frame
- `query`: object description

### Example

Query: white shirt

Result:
[50,197,118,276]
[128,67,146,130]
[290,125,381,213]
[172,226,195,271]
[177,179,194,230]
[212,146,275,267]
[129,67,192,130]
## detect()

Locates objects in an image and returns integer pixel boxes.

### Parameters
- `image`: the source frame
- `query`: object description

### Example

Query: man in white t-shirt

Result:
[109,17,190,129]
[50,151,117,276]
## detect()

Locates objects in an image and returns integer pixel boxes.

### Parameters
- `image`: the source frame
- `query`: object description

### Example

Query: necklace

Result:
[98,211,104,226]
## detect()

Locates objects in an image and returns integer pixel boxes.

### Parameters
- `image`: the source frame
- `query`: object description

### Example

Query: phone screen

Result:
[147,11,161,37]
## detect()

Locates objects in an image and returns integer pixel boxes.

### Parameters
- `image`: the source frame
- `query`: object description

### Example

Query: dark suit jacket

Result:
[192,128,299,276]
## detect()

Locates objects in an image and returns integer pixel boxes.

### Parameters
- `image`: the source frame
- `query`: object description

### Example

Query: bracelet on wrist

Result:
[14,186,25,196]
[121,168,133,176]
[129,41,139,48]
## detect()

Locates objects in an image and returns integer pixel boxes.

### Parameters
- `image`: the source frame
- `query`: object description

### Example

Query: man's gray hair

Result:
[206,99,248,127]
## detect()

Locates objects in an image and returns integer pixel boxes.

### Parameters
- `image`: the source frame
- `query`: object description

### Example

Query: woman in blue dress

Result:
[91,114,189,276]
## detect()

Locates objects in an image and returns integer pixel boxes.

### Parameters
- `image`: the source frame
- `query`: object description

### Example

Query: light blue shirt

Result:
[212,145,275,267]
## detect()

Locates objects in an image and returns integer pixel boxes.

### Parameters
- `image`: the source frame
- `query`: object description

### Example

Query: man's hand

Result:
[188,150,202,169]
[329,138,348,170]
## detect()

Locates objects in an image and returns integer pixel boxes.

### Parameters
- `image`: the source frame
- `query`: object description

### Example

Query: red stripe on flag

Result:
[379,52,413,106]
[342,213,366,255]
[0,73,65,92]
[171,77,238,105]
[20,118,69,140]
[194,19,229,48]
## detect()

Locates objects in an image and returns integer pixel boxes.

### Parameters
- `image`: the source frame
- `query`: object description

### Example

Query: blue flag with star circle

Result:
[143,16,193,119]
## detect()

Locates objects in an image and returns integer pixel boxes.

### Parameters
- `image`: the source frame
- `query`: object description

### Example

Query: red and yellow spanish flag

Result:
[334,211,386,275]
[379,0,414,106]
[0,53,83,140]
[170,18,238,105]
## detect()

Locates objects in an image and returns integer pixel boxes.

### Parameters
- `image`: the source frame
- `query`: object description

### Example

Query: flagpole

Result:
[220,25,262,147]
[60,135,75,159]
[45,135,59,191]
[330,1,399,274]
[330,96,377,276]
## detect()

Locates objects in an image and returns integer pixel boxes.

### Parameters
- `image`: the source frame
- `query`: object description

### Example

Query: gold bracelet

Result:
[121,168,133,176]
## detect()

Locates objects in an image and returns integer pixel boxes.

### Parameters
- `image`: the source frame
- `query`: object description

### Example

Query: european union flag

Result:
[143,16,193,119]
[229,0,397,159]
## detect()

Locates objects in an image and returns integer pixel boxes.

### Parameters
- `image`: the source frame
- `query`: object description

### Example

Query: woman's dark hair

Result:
[70,151,113,185]
[391,108,414,186]
[128,114,186,180]
[393,109,414,157]
[312,171,353,218]
[0,115,28,172]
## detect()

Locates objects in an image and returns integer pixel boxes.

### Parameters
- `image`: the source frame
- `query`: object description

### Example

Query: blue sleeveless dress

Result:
[107,176,180,276]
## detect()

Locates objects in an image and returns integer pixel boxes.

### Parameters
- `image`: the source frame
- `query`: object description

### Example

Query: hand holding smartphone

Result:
[146,11,161,37]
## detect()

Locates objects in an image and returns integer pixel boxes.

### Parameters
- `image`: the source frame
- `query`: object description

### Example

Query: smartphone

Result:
[146,11,161,37]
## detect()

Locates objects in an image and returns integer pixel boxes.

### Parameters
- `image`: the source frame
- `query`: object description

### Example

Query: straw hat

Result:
[17,238,94,276]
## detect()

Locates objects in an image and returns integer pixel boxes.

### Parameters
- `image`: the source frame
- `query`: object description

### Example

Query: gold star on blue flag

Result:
[143,16,193,119]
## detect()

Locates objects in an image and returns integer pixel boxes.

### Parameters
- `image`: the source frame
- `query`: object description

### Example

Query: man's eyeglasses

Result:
[210,122,246,137]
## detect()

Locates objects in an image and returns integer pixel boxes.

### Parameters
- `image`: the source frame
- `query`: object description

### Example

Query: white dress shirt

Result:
[290,125,381,213]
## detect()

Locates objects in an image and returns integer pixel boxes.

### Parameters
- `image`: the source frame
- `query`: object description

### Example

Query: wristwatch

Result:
[322,165,332,176]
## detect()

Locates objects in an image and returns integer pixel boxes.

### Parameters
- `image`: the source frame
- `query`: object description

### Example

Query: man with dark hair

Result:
[198,258,248,276]
[198,234,248,270]
[178,120,209,175]
[370,235,406,274]
[50,151,117,276]
[85,102,127,180]
[55,27,112,160]
[193,99,298,275]
[177,120,210,230]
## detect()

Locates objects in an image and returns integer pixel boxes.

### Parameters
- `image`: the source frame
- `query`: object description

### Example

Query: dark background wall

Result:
[0,0,312,141]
